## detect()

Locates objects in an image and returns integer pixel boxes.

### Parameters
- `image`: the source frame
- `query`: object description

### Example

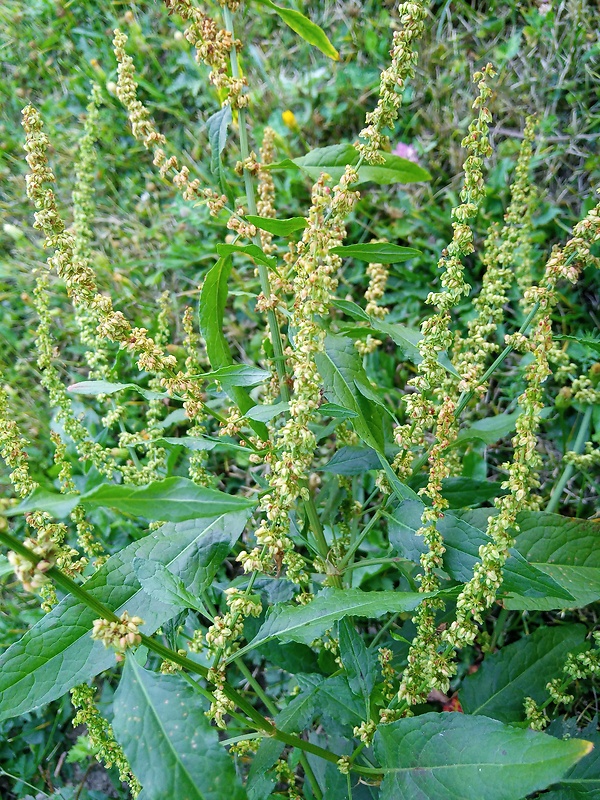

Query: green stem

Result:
[223,5,290,403]
[546,405,593,513]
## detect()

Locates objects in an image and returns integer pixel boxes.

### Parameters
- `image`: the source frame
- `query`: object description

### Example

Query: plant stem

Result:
[223,5,290,403]
[546,404,593,513]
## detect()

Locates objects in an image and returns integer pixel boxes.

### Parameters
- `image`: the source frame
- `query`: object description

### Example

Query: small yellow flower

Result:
[282,109,298,131]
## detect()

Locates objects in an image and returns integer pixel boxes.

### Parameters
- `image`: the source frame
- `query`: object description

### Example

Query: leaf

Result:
[233,588,429,657]
[68,380,167,401]
[243,401,288,422]
[318,402,359,419]
[454,410,521,445]
[459,625,588,723]
[368,319,423,364]
[315,334,385,452]
[247,738,285,800]
[330,243,421,264]
[555,334,600,356]
[253,0,339,60]
[0,511,249,721]
[315,674,365,730]
[132,558,209,616]
[199,258,267,438]
[113,660,246,800]
[154,437,217,451]
[245,215,307,236]
[505,512,600,610]
[332,298,370,321]
[320,446,380,475]
[16,477,255,522]
[407,475,503,507]
[216,243,277,269]
[339,619,376,715]
[374,712,591,800]
[274,674,324,734]
[268,143,431,185]
[203,364,271,389]
[545,728,600,799]
[7,487,80,519]
[205,104,232,176]
[389,501,574,601]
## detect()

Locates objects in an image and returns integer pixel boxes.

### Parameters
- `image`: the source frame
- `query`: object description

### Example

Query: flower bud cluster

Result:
[239,168,359,581]
[91,611,143,660]
[113,30,203,201]
[71,683,141,795]
[357,1,427,162]
[457,116,537,391]
[164,0,247,107]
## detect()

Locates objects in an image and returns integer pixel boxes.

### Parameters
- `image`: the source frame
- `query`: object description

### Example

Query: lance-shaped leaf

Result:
[199,257,267,438]
[113,660,246,800]
[202,364,271,389]
[330,243,421,264]
[245,215,307,236]
[505,512,600,610]
[268,143,431,185]
[16,477,255,523]
[389,501,574,601]
[454,410,521,446]
[0,510,250,721]
[253,0,338,60]
[460,625,588,723]
[315,334,386,452]
[544,727,600,799]
[374,712,592,800]
[206,104,232,176]
[216,243,276,269]
[68,380,168,401]
[320,445,380,475]
[232,588,428,659]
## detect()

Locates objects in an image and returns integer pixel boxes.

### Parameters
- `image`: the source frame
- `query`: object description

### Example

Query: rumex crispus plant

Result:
[1,1,600,799]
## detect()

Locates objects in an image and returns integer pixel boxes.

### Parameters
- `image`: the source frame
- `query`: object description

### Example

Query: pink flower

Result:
[392,142,419,163]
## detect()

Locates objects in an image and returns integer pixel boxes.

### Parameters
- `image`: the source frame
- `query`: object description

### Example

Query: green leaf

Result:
[203,364,271,389]
[245,215,307,236]
[318,402,359,419]
[132,558,209,616]
[407,475,503,507]
[68,380,167,401]
[368,319,423,364]
[269,143,431,185]
[454,410,521,445]
[374,712,591,800]
[216,243,277,269]
[320,446,380,475]
[205,104,232,176]
[243,401,289,422]
[545,727,600,799]
[17,477,255,522]
[331,298,370,321]
[315,334,386,452]
[253,0,339,60]
[330,243,421,264]
[154,437,217,452]
[0,511,249,721]
[460,625,588,723]
[7,487,80,519]
[233,588,429,658]
[389,501,574,601]
[554,333,600,356]
[505,512,600,610]
[247,738,285,800]
[199,258,267,438]
[339,619,375,715]
[113,660,246,800]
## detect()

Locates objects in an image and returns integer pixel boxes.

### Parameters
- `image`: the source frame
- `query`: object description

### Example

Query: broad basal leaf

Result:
[330,243,421,264]
[254,0,338,60]
[460,625,588,723]
[389,501,574,601]
[0,510,249,720]
[245,215,307,236]
[233,588,428,658]
[269,143,431,185]
[374,712,591,800]
[17,477,255,523]
[505,511,600,610]
[545,727,600,799]
[113,660,246,800]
